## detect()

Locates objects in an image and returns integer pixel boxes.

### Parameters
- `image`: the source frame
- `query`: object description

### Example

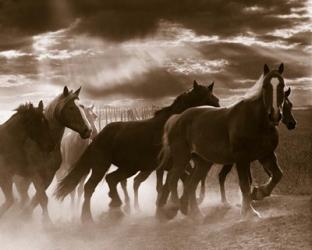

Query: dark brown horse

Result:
[14,87,92,222]
[157,64,288,221]
[55,80,220,222]
[218,88,296,204]
[0,101,54,218]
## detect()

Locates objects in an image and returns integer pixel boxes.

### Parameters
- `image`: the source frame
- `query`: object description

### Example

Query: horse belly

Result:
[191,128,234,164]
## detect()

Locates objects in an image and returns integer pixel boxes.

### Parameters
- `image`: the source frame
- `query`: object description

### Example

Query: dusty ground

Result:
[0,186,310,250]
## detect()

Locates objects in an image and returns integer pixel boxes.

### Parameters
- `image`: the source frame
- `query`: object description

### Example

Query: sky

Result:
[0,0,311,112]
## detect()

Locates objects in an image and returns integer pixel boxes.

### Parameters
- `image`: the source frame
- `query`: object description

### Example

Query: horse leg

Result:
[236,161,261,219]
[82,165,108,223]
[251,153,283,200]
[185,157,212,221]
[120,179,130,214]
[77,175,87,206]
[133,170,152,212]
[0,175,14,218]
[106,169,136,210]
[30,174,53,224]
[155,169,164,205]
[14,176,31,208]
[70,189,76,208]
[218,164,233,204]
[158,148,190,221]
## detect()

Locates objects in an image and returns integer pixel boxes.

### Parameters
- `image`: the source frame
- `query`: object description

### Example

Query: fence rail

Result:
[96,105,160,130]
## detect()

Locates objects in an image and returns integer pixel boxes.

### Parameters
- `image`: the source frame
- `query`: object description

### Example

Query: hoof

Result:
[241,207,262,220]
[108,207,125,221]
[156,204,179,222]
[189,211,204,223]
[251,187,266,201]
[155,208,169,223]
[81,213,94,224]
[123,203,131,215]
[163,203,179,220]
[180,198,189,215]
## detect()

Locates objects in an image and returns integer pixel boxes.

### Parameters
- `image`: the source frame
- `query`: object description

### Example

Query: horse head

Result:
[282,87,296,130]
[262,63,287,125]
[16,101,54,152]
[80,103,98,140]
[56,86,92,139]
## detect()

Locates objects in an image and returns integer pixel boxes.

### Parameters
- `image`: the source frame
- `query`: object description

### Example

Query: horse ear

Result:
[90,104,95,110]
[207,81,214,92]
[278,63,284,74]
[193,80,199,89]
[74,86,82,96]
[38,100,44,112]
[285,87,291,97]
[63,86,69,96]
[264,64,270,75]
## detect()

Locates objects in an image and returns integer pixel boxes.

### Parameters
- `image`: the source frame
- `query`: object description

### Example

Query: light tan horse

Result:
[157,64,287,221]
[57,104,98,206]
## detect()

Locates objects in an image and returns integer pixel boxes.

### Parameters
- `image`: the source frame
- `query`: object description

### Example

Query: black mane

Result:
[15,103,35,114]
[154,90,190,117]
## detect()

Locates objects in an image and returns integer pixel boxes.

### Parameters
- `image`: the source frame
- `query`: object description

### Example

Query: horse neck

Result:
[3,114,29,145]
[240,93,272,130]
[45,100,65,147]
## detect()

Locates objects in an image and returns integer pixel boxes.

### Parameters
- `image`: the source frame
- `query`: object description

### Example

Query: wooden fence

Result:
[95,105,160,130]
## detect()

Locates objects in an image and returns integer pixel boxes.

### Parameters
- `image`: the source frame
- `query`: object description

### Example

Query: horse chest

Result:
[232,129,278,160]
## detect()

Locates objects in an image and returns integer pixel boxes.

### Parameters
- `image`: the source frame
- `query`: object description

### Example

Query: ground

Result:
[0,193,310,250]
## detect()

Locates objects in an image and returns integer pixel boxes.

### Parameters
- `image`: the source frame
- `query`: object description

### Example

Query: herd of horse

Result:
[0,63,296,224]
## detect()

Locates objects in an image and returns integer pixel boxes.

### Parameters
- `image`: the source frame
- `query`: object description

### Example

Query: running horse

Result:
[0,101,54,218]
[158,63,288,221]
[218,87,296,204]
[14,87,92,222]
[57,104,98,206]
[55,80,220,222]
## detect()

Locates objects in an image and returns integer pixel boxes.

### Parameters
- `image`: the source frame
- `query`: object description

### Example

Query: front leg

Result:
[252,153,283,200]
[156,169,164,205]
[236,161,261,219]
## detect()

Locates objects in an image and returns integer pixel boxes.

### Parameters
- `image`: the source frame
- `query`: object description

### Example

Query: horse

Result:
[56,104,98,206]
[0,101,54,218]
[14,86,92,222]
[157,63,288,221]
[218,87,296,204]
[55,80,220,223]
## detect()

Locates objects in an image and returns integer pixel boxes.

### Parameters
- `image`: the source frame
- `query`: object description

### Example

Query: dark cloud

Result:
[0,0,309,43]
[83,68,188,99]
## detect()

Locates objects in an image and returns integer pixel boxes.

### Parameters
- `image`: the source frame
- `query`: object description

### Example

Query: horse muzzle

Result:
[80,128,92,139]
[268,111,282,126]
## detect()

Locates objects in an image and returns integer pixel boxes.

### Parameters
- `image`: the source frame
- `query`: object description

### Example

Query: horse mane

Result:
[15,103,35,114]
[243,74,264,100]
[45,90,78,121]
[154,90,189,117]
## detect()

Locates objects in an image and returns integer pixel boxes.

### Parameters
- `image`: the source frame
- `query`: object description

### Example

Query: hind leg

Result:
[120,179,130,214]
[82,166,108,223]
[0,175,14,218]
[133,170,152,211]
[155,169,164,205]
[157,144,191,220]
[218,164,233,203]
[70,189,76,208]
[251,153,283,200]
[106,169,137,209]
[14,176,31,207]
[184,157,212,220]
[77,175,87,206]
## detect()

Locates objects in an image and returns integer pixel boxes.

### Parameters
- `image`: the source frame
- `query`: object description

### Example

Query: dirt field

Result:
[0,189,311,250]
[0,109,310,250]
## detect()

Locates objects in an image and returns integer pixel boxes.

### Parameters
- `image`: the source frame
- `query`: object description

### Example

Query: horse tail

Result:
[54,142,98,201]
